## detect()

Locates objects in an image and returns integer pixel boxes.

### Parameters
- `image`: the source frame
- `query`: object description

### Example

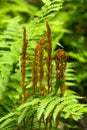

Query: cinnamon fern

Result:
[0,0,87,130]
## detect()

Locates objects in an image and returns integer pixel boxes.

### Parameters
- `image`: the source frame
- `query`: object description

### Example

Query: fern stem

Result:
[49,115,52,128]
[38,118,41,130]
[23,118,26,130]
[44,118,48,130]
[31,115,34,130]
[55,113,60,130]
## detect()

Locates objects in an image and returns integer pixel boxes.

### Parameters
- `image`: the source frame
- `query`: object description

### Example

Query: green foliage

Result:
[59,0,87,96]
[35,0,63,23]
[0,90,87,130]
[0,17,22,100]
[0,98,39,130]
[0,0,38,30]
[38,90,86,122]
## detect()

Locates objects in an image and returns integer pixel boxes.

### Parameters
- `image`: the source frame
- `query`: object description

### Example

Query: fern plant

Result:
[0,0,87,130]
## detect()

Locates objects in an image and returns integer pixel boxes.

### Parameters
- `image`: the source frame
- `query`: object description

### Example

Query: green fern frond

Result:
[0,112,14,123]
[0,117,16,130]
[0,17,22,100]
[18,107,29,125]
[37,97,54,120]
[37,90,87,122]
[44,99,58,120]
[0,0,38,30]
[65,62,77,87]
[17,98,40,111]
[0,98,39,129]
[35,0,63,23]
[63,104,86,118]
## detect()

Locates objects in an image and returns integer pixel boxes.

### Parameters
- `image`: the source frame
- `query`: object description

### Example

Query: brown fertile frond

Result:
[32,46,38,95]
[22,26,28,103]
[32,36,46,96]
[46,21,52,43]
[55,49,67,81]
[54,49,67,96]
[46,22,52,94]
[38,36,45,95]
[21,26,29,130]
[46,21,52,58]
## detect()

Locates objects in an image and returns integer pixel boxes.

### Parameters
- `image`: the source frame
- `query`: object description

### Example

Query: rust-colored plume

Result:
[21,26,28,103]
[46,22,53,94]
[54,49,67,96]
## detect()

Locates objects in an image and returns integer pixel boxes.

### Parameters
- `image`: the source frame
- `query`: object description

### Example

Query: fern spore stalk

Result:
[46,21,53,94]
[32,45,38,95]
[22,26,28,103]
[21,26,29,130]
[38,36,45,95]
[54,49,67,96]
